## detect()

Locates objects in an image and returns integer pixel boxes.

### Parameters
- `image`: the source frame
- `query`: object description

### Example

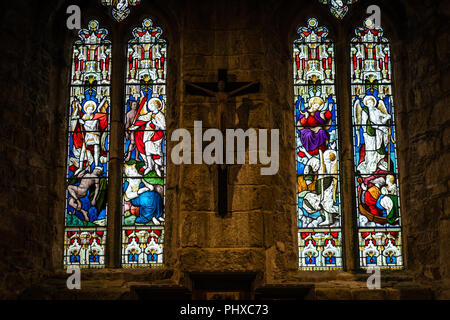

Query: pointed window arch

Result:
[294,18,343,270]
[64,20,112,268]
[351,19,404,269]
[122,18,167,268]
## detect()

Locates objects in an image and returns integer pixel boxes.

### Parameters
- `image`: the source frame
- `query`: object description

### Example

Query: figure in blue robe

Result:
[131,190,164,224]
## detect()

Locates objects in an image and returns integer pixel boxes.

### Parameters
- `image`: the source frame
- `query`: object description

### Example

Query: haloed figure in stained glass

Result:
[121,19,166,267]
[71,90,109,176]
[351,19,400,228]
[123,85,165,226]
[297,96,339,226]
[354,84,392,175]
[66,21,111,227]
[295,18,340,230]
[126,84,166,178]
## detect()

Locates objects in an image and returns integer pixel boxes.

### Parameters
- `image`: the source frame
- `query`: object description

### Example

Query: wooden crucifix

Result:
[185,69,260,217]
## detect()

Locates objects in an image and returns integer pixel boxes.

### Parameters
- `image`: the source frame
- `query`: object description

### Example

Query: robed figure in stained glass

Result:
[70,87,109,176]
[354,88,392,175]
[127,85,166,178]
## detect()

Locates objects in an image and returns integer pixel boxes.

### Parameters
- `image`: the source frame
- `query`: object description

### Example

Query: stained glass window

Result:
[351,18,403,269]
[122,18,166,268]
[65,20,112,268]
[101,0,142,22]
[294,18,342,270]
[318,0,359,19]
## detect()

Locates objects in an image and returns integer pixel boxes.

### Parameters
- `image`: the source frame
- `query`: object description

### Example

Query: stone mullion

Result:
[335,29,359,272]
[105,25,125,268]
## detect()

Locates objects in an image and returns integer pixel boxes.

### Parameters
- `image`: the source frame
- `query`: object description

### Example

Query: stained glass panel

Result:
[65,20,111,268]
[299,231,343,269]
[294,18,342,270]
[317,0,359,19]
[122,18,167,268]
[351,19,403,269]
[101,0,142,22]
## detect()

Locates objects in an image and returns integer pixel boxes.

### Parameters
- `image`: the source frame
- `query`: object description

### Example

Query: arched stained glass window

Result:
[122,18,167,268]
[294,18,342,270]
[351,19,403,269]
[64,20,112,268]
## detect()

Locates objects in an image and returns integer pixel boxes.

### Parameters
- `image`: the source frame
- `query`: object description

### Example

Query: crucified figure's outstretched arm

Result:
[228,81,259,97]
[185,81,216,97]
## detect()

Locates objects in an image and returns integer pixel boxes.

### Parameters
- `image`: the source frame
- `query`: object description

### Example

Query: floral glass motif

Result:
[294,18,342,270]
[351,18,403,269]
[101,0,142,22]
[122,18,166,268]
[317,0,359,19]
[65,20,112,268]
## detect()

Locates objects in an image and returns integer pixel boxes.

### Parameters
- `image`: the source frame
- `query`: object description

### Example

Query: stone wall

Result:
[399,0,450,299]
[0,0,448,299]
[0,0,66,299]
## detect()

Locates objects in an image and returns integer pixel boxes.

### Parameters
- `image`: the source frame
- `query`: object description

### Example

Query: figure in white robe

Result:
[355,95,391,175]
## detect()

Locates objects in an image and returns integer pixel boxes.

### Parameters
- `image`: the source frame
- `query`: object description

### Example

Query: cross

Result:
[185,69,260,217]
